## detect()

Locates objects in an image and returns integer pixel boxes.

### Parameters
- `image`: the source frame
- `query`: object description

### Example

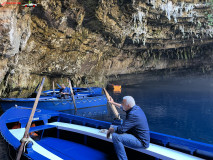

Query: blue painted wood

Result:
[1,107,213,160]
[37,137,109,160]
[0,95,107,112]
[150,131,213,155]
[29,125,56,132]
[0,87,106,112]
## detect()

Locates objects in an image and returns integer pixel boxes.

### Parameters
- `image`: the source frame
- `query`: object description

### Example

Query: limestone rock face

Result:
[0,0,213,97]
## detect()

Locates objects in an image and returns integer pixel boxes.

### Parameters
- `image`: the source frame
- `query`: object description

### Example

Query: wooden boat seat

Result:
[48,122,204,160]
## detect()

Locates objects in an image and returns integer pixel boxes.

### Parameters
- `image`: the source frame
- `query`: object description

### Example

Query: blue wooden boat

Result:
[0,87,107,112]
[0,107,213,160]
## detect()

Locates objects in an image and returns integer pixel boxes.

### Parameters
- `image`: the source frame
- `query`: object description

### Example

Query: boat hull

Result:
[1,107,213,160]
[0,95,107,112]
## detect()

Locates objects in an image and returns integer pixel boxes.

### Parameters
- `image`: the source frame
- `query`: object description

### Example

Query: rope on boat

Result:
[53,97,106,106]
[62,102,67,105]
[53,102,60,106]
[69,101,74,104]
[22,138,29,153]
[21,137,29,143]
[87,99,93,102]
[15,105,41,112]
[21,138,32,154]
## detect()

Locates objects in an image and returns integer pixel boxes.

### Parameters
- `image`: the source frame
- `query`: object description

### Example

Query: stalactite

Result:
[180,51,184,59]
[153,52,156,61]
[158,51,161,60]
[176,49,179,60]
[184,51,188,60]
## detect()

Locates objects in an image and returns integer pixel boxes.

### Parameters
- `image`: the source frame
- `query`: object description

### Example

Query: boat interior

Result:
[6,115,154,160]
[3,108,213,160]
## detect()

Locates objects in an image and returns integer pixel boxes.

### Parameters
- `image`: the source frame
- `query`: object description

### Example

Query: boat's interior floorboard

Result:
[36,137,109,160]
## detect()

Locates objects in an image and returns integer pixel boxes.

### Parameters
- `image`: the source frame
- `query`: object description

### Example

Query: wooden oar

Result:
[33,82,40,93]
[103,88,120,119]
[16,77,45,160]
[68,79,77,111]
[53,81,55,96]
[57,83,61,89]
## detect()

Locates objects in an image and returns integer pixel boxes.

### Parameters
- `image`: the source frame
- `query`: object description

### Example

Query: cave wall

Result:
[0,0,213,97]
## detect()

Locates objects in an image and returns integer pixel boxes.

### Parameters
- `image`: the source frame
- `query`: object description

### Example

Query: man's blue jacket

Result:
[114,105,150,148]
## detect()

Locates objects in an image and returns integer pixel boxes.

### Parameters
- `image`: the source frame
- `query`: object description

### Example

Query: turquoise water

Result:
[109,76,213,145]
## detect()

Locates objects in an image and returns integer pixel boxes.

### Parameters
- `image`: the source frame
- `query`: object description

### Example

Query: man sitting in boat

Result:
[108,96,150,160]
[60,84,70,99]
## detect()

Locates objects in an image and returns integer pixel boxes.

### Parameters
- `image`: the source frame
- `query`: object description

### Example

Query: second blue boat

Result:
[0,87,107,112]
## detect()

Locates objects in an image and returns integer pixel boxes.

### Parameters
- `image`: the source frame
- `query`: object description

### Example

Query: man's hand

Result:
[106,127,114,139]
[108,96,114,104]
